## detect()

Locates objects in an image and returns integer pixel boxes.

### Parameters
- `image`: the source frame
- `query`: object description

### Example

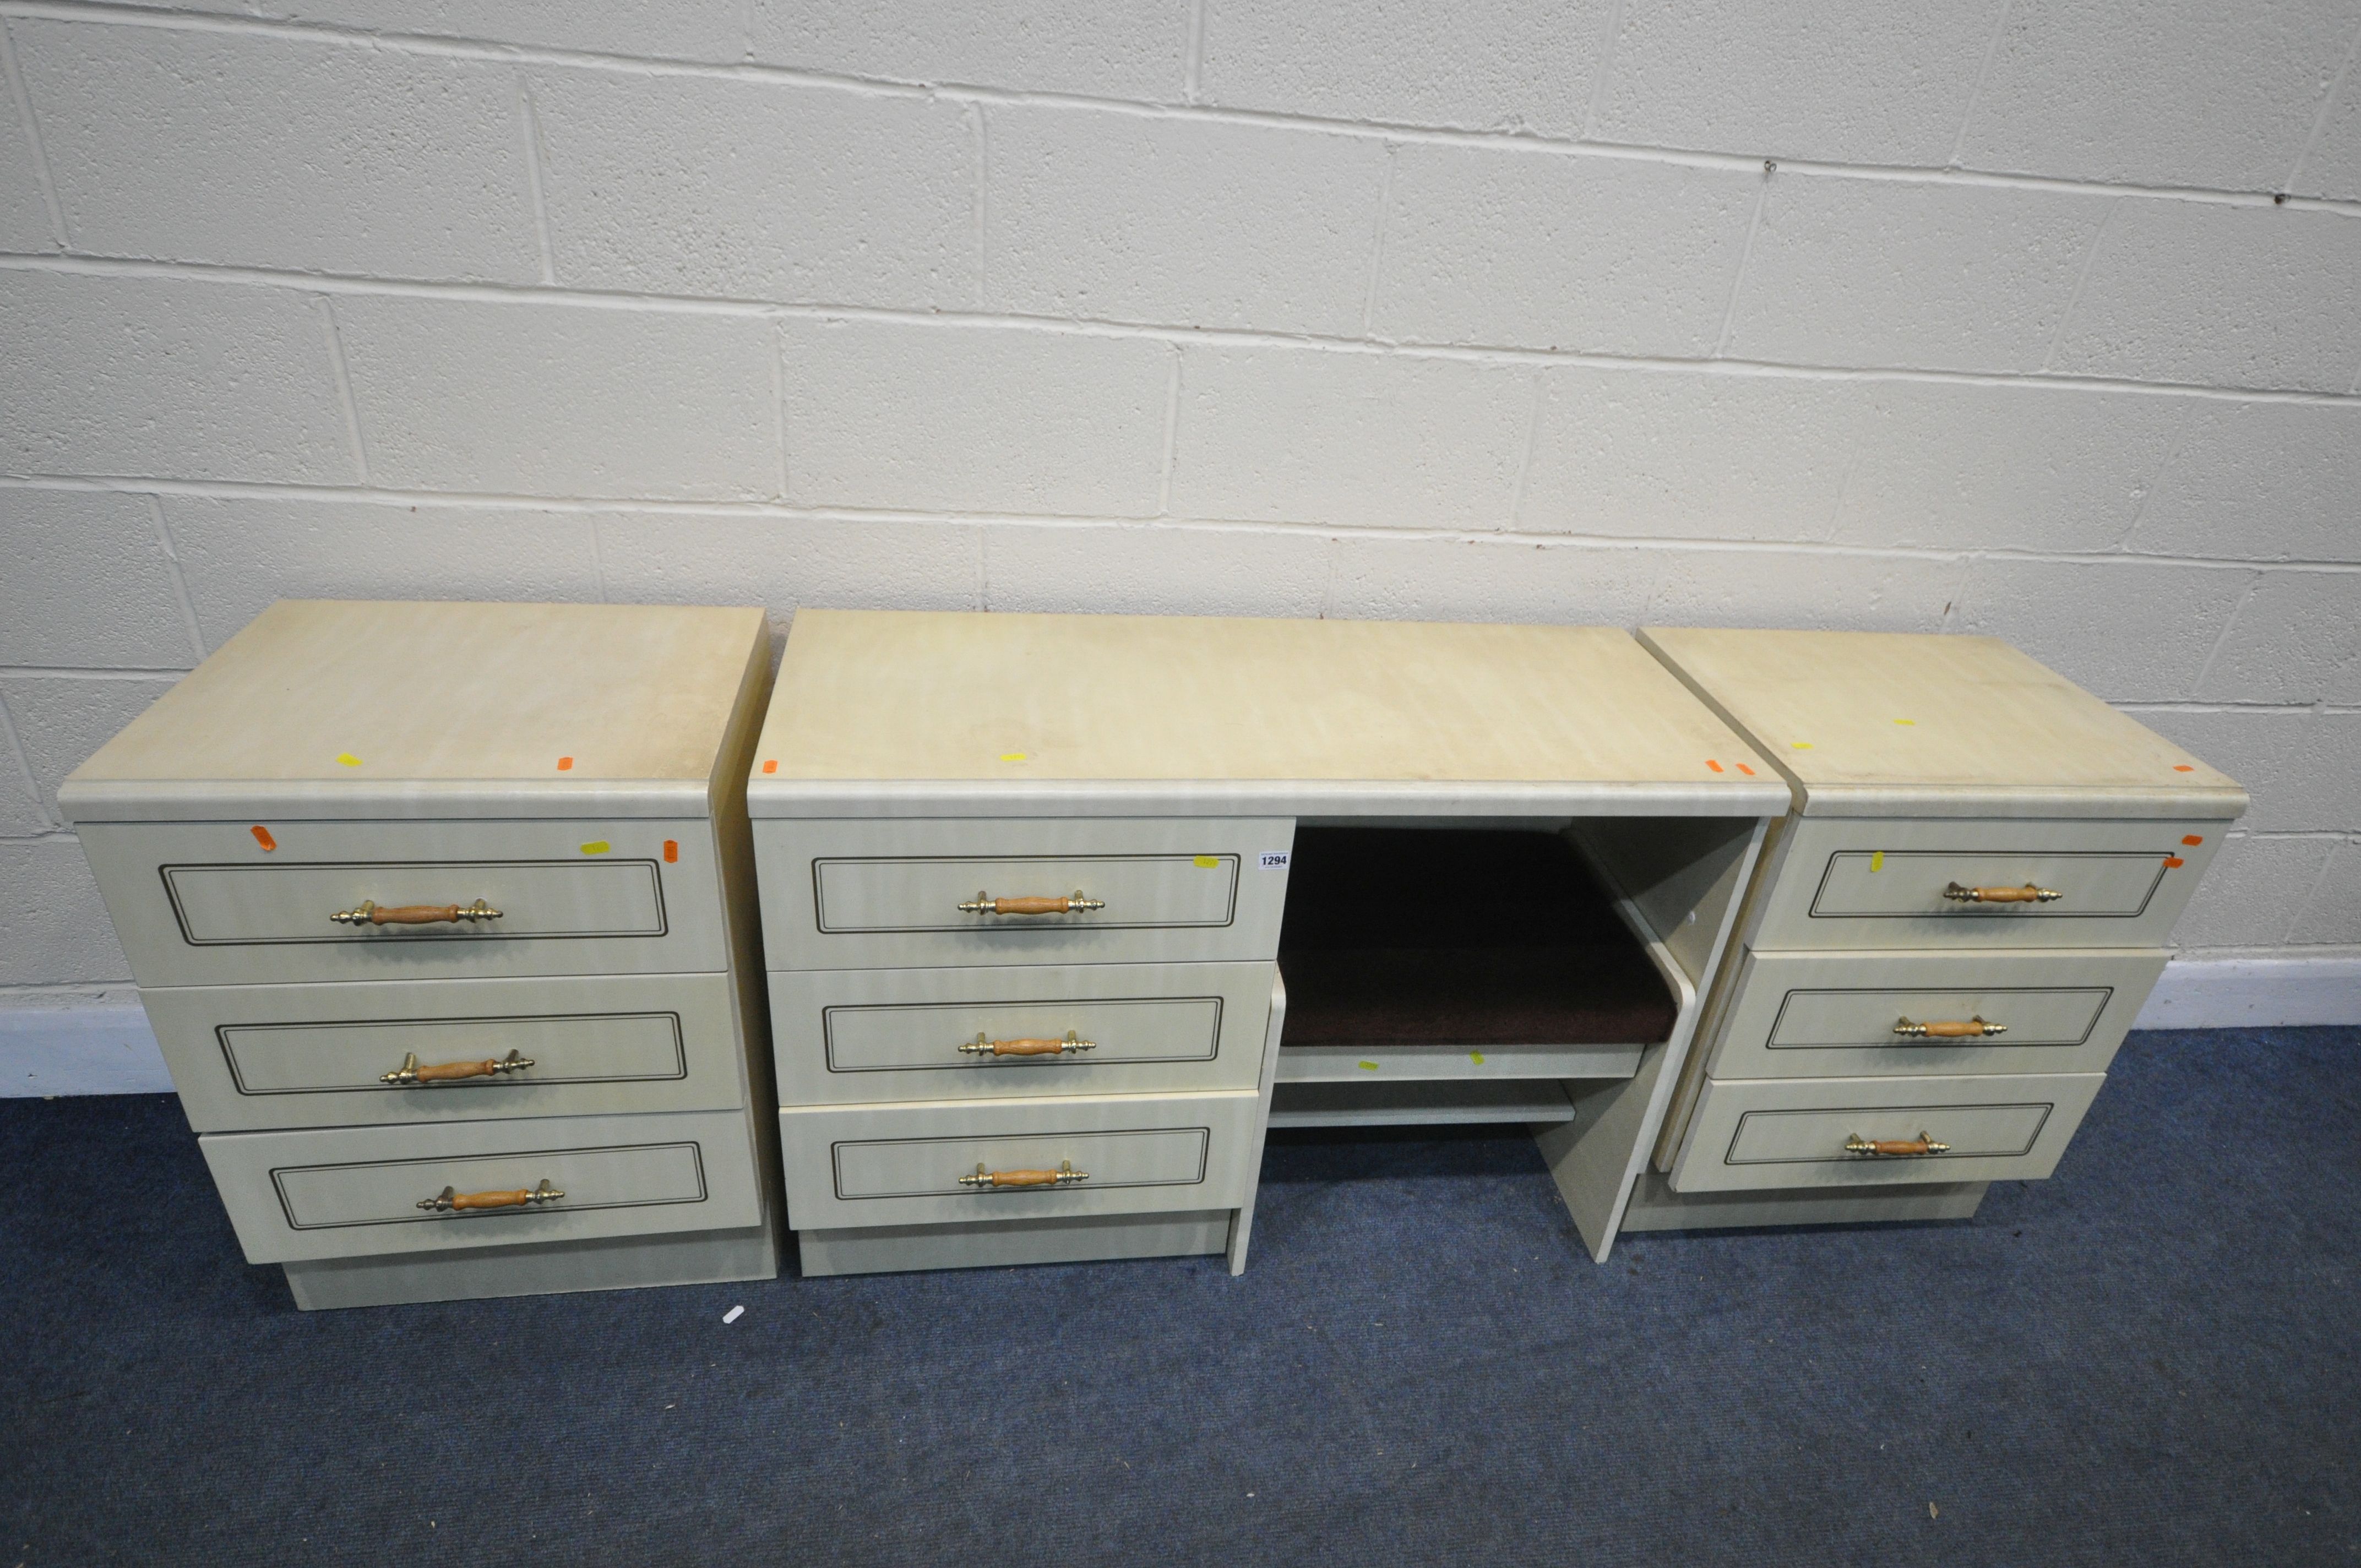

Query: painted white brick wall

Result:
[1,0,2357,1018]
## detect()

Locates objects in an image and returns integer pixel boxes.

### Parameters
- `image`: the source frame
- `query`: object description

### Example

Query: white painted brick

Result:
[1328,534,1657,627]
[2294,71,2361,199]
[1371,146,1756,356]
[530,68,971,308]
[1725,178,2109,375]
[1952,558,2250,703]
[0,675,176,817]
[782,319,1169,517]
[1196,0,1615,137]
[1167,347,1531,530]
[2048,203,2361,393]
[2125,401,2361,564]
[0,79,49,252]
[2289,837,2361,945]
[0,273,351,483]
[253,0,743,60]
[1959,0,2361,191]
[0,837,129,985]
[2197,572,2361,705]
[1516,367,1862,543]
[0,778,43,839]
[0,491,194,668]
[333,296,778,499]
[18,21,538,282]
[750,0,1187,100]
[2133,708,2360,834]
[1828,382,2192,553]
[2169,831,2332,950]
[985,106,1385,336]
[1639,547,1964,633]
[595,513,981,621]
[983,523,1329,617]
[1592,0,2002,165]
[162,497,602,650]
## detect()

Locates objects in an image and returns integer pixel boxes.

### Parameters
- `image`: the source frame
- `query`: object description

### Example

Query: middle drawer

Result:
[1706,946,2166,1080]
[770,961,1273,1104]
[140,972,752,1132]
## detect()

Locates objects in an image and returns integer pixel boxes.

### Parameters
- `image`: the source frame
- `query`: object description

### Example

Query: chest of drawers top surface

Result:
[748,611,1786,818]
[59,600,769,823]
[1638,628,2245,820]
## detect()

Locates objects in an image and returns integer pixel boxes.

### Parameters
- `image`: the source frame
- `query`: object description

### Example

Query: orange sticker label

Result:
[663,840,679,864]
[2182,835,2203,847]
[761,760,777,775]
[2163,856,2185,868]
[249,825,276,852]
[2173,764,2194,772]
[557,756,574,771]
[1737,763,1755,776]
[1706,759,1723,772]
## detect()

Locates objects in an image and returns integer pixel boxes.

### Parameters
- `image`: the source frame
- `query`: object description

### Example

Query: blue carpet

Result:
[2,1027,2354,1566]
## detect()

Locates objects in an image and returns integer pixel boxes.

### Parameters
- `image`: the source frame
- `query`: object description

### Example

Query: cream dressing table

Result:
[1627,628,2246,1232]
[62,601,782,1309]
[747,610,1792,1275]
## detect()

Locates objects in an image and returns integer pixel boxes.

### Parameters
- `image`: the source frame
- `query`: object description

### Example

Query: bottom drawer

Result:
[201,1109,765,1265]
[1669,1071,2106,1194]
[779,1091,1259,1231]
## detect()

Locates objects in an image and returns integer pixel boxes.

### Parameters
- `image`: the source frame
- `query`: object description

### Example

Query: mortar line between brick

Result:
[585,511,609,602]
[2278,846,2345,946]
[7,0,2361,217]
[2106,398,2206,552]
[969,101,988,307]
[0,21,66,249]
[14,247,2357,404]
[1505,371,1544,529]
[313,296,372,486]
[2188,573,2264,697]
[1183,0,1205,105]
[142,494,206,662]
[0,692,51,831]
[1712,169,1771,357]
[10,474,2357,573]
[1947,0,2014,169]
[2288,15,2361,192]
[733,0,754,63]
[1358,144,1396,335]
[1155,346,1182,516]
[2040,197,2117,373]
[517,73,557,286]
[771,318,791,503]
[1581,0,1625,141]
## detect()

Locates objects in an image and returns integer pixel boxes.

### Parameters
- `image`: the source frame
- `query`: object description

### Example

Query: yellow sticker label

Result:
[1193,854,1220,868]
[999,752,1028,763]
[1870,851,1884,872]
[1894,718,1915,726]
[1470,1052,1486,1066]
[580,841,611,855]
[1358,1060,1379,1071]
[335,753,362,767]
[1792,742,1813,749]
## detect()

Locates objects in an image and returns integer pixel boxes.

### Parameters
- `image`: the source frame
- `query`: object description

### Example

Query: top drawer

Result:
[79,818,729,987]
[1747,816,2226,952]
[755,818,1293,970]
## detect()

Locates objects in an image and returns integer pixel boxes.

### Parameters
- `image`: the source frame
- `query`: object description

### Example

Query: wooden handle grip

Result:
[984,1169,1064,1186]
[450,1188,536,1210]
[415,1058,504,1081]
[994,896,1073,915]
[1919,1020,1993,1038]
[1845,1133,1950,1158]
[990,1039,1073,1056]
[958,1160,1087,1189]
[371,903,463,924]
[1943,882,2061,904]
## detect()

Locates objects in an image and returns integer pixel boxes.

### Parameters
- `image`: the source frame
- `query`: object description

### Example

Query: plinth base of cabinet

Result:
[1615,1170,1987,1235]
[795,1210,1232,1277]
[281,1224,780,1310]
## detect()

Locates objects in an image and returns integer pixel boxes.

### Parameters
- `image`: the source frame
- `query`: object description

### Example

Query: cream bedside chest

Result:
[59,601,782,1309]
[749,610,1789,1276]
[1626,628,2246,1232]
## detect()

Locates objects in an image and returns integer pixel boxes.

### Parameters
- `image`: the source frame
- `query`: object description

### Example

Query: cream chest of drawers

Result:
[60,601,782,1309]
[1625,628,2246,1231]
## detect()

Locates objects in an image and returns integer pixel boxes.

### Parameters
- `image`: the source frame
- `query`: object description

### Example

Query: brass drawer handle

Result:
[382,1048,536,1086]
[957,890,1105,916]
[958,1159,1089,1189]
[1843,1132,1950,1158]
[1892,1015,2007,1039]
[417,1178,563,1212]
[1942,883,2060,905]
[330,899,503,926]
[960,1031,1096,1058]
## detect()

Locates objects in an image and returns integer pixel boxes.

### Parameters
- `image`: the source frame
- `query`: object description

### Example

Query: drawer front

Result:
[1706,948,2166,1080]
[200,1109,764,1264]
[755,818,1293,970]
[771,962,1272,1104]
[777,1091,1259,1229]
[140,973,750,1132]
[1669,1071,2106,1194]
[80,818,728,986]
[1748,816,2227,951]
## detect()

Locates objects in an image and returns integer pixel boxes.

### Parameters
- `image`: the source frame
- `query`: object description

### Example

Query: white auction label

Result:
[1259,851,1290,869]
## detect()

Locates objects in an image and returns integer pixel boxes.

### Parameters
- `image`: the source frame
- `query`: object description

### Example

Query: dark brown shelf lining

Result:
[1278,826,1678,1049]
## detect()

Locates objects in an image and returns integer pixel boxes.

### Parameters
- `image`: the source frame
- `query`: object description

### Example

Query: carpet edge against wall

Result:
[1,958,2355,1098]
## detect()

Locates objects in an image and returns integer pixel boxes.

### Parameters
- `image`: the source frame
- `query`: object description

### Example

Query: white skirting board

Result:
[5,955,2358,1097]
